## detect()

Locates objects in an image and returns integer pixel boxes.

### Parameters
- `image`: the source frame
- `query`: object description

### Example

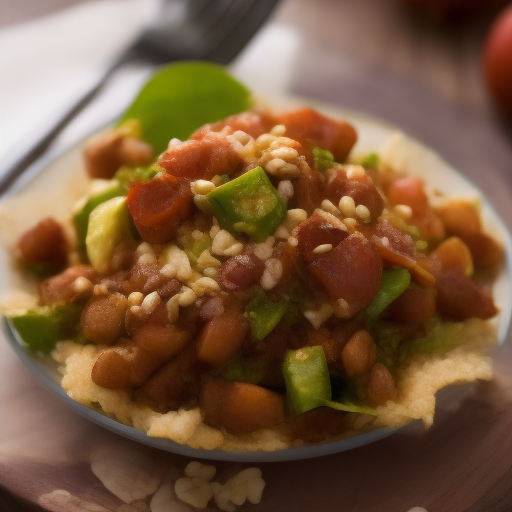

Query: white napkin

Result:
[0,0,299,166]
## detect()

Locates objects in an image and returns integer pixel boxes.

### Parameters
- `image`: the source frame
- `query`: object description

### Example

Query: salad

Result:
[2,63,504,451]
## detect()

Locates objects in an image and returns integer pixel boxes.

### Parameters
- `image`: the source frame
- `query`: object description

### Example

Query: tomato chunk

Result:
[326,167,384,221]
[219,253,265,291]
[308,233,382,316]
[127,174,192,243]
[276,108,357,162]
[193,111,275,139]
[157,132,241,180]
[202,378,285,432]
[293,211,348,264]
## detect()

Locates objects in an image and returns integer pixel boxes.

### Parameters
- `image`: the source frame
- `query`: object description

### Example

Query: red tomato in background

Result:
[483,4,512,117]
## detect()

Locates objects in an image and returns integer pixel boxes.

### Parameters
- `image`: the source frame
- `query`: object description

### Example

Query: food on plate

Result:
[1,65,504,452]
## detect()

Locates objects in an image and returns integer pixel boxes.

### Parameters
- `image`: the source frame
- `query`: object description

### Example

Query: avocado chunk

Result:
[86,196,135,274]
[7,303,83,353]
[73,180,126,249]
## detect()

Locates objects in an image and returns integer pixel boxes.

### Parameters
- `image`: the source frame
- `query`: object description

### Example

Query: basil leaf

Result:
[120,62,252,154]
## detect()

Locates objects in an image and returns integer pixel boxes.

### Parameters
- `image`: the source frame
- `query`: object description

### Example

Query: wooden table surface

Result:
[1,1,512,511]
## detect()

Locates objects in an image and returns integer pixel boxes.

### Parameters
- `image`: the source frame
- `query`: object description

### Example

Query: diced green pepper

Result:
[312,147,335,171]
[245,288,288,341]
[73,180,126,250]
[366,268,411,318]
[359,152,379,169]
[222,354,270,384]
[207,167,287,242]
[7,302,83,353]
[282,346,332,415]
[86,197,136,274]
[114,164,162,190]
[184,233,212,268]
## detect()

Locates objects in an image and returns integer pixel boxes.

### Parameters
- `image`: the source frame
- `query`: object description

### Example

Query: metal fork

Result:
[0,0,280,195]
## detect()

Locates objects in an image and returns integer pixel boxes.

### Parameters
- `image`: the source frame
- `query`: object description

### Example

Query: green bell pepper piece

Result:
[207,166,287,242]
[114,164,161,190]
[282,346,332,415]
[366,268,411,318]
[245,288,288,341]
[73,180,126,250]
[184,233,212,268]
[222,354,270,384]
[7,302,83,354]
[312,147,335,171]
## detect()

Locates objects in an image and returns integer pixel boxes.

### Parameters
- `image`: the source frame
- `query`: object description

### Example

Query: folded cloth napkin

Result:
[0,0,299,169]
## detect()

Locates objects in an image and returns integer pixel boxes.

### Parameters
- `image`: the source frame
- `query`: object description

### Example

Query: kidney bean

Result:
[219,253,265,291]
[202,378,285,432]
[17,217,68,271]
[341,330,376,376]
[81,293,128,345]
[368,363,397,404]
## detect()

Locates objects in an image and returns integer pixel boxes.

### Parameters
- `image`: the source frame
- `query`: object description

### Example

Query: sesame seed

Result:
[339,195,356,217]
[140,291,161,313]
[168,138,181,148]
[179,288,197,307]
[381,236,390,247]
[394,204,413,220]
[203,267,218,279]
[270,146,299,161]
[416,240,428,251]
[312,244,333,254]
[72,276,92,294]
[303,303,334,329]
[191,180,216,195]
[277,180,294,201]
[127,291,144,307]
[344,217,357,229]
[93,283,108,296]
[321,199,340,216]
[270,124,286,136]
[260,258,283,290]
[288,236,299,247]
[346,165,366,180]
[265,158,300,177]
[211,175,223,186]
[355,204,371,222]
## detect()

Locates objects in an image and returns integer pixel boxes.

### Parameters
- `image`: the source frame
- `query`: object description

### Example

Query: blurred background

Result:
[1,0,511,199]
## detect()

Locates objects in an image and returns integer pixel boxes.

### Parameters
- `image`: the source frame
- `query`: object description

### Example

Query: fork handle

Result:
[0,69,119,197]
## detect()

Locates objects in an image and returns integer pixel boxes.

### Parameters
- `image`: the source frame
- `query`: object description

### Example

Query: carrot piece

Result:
[127,174,192,243]
[202,378,285,432]
[373,236,435,287]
